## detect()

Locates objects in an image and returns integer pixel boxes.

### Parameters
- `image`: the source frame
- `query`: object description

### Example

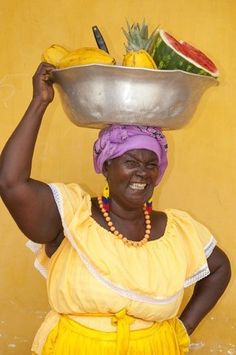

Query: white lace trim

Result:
[184,236,217,288]
[48,183,183,305]
[25,240,48,278]
[34,258,48,278]
[184,263,210,288]
[47,183,217,301]
[48,183,64,216]
[26,239,41,253]
[204,236,217,258]
[25,183,64,280]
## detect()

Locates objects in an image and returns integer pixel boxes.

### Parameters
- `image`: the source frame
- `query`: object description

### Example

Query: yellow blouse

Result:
[27,183,216,354]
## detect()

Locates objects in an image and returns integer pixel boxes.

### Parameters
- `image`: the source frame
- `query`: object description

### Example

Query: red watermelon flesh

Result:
[163,31,218,76]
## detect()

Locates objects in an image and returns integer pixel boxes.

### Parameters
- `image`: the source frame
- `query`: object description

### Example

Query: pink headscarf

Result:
[93,125,168,185]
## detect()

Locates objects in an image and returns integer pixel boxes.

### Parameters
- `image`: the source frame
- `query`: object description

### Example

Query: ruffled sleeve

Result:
[26,240,49,278]
[48,182,91,227]
[169,209,217,288]
[26,182,91,278]
[184,215,217,287]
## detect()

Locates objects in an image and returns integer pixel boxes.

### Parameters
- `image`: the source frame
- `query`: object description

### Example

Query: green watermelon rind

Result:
[152,30,219,78]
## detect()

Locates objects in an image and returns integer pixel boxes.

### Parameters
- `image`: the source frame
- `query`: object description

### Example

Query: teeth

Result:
[129,183,146,190]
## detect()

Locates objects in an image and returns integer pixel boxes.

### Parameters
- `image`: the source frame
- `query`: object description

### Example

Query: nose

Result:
[135,163,148,177]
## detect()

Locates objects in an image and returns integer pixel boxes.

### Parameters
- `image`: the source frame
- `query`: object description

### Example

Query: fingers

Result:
[41,63,55,84]
[39,62,56,71]
[33,62,55,85]
[42,72,53,84]
[34,62,55,78]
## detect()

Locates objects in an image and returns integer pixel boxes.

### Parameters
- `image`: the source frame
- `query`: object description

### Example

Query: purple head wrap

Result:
[93,125,168,185]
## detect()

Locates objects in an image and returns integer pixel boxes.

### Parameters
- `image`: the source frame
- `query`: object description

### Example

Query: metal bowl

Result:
[51,64,218,130]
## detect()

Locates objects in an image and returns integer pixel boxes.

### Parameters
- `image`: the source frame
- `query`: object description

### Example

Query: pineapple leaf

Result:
[126,19,132,35]
[146,26,160,54]
[122,19,160,52]
[140,20,148,40]
[121,27,130,42]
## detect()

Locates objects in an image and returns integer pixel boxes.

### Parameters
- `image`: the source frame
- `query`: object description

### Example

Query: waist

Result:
[62,310,154,332]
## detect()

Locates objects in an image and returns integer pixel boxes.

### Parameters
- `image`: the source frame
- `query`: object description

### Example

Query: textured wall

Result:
[0,0,235,353]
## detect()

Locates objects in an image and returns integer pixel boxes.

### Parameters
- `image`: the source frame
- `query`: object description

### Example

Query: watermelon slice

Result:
[152,30,219,78]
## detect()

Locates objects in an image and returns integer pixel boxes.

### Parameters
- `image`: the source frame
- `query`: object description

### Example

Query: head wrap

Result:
[93,125,168,185]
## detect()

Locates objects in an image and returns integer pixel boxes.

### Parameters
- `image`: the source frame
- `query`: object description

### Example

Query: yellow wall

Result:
[0,0,235,353]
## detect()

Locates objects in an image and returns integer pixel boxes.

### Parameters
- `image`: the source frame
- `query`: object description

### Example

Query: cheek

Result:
[152,167,160,179]
[107,170,133,191]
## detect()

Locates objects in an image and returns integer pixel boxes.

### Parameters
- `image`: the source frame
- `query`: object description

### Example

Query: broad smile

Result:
[129,182,147,190]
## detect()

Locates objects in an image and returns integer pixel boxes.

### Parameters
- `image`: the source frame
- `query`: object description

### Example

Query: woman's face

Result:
[103,149,159,209]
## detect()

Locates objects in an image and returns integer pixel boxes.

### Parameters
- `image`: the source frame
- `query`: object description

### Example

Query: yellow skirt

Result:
[39,313,190,355]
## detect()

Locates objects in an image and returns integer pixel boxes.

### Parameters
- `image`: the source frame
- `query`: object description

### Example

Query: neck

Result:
[97,196,151,246]
[109,198,144,221]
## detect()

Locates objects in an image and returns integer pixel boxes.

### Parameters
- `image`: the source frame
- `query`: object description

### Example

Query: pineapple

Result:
[122,19,159,69]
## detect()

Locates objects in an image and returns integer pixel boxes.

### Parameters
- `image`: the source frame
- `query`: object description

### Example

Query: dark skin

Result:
[91,150,168,243]
[0,63,231,336]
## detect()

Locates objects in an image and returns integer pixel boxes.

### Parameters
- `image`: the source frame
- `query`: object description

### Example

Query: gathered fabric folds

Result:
[41,312,190,355]
[28,183,217,354]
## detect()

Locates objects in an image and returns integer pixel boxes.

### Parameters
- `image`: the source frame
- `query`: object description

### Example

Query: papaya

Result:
[42,44,69,67]
[58,47,116,68]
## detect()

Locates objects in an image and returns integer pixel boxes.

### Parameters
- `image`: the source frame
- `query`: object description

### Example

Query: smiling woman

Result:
[0,62,231,355]
[104,150,159,211]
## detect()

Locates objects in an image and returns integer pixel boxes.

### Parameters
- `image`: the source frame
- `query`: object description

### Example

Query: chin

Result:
[125,189,150,206]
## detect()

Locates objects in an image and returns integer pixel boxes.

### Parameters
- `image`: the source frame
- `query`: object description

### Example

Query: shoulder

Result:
[164,208,205,229]
[151,210,168,239]
[152,208,193,230]
[48,182,90,198]
[165,208,192,219]
[165,208,216,254]
[48,182,92,222]
[48,182,91,204]
[151,208,196,240]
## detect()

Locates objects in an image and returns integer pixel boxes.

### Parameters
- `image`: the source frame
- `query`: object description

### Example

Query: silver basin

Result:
[51,64,218,130]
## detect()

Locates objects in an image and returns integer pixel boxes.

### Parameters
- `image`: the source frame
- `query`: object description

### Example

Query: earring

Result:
[145,197,153,213]
[102,183,110,211]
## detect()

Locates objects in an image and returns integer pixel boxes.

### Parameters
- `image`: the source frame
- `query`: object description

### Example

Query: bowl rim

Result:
[51,63,219,82]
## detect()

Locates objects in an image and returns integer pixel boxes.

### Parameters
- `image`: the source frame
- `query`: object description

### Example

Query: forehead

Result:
[120,149,158,161]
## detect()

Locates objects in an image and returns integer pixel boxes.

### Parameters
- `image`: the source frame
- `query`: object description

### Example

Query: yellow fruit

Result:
[122,49,157,69]
[42,44,69,66]
[58,47,116,68]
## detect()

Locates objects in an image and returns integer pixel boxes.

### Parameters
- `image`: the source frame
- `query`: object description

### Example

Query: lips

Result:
[129,182,147,190]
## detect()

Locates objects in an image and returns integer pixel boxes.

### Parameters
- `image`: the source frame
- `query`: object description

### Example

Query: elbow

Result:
[0,172,13,196]
[213,252,231,293]
[204,247,232,296]
[0,163,22,195]
[0,153,19,193]
[0,171,20,199]
[218,248,232,286]
[0,160,10,194]
[0,171,7,196]
[223,254,232,286]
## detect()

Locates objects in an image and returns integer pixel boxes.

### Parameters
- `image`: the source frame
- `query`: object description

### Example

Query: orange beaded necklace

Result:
[97,196,151,247]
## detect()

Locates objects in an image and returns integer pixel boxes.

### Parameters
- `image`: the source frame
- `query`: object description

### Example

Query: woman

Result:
[0,63,231,354]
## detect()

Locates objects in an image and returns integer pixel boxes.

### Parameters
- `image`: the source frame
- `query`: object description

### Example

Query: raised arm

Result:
[179,246,231,335]
[0,63,63,244]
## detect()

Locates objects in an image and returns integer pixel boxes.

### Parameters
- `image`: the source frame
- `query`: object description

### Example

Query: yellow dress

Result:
[27,183,217,355]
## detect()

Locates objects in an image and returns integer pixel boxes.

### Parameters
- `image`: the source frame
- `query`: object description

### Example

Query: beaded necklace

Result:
[97,196,151,247]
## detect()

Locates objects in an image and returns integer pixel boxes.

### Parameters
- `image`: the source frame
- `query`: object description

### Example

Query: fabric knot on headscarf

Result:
[109,126,129,143]
[93,124,168,185]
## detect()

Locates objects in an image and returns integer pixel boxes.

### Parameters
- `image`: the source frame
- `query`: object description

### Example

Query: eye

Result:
[124,160,139,168]
[146,162,158,170]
